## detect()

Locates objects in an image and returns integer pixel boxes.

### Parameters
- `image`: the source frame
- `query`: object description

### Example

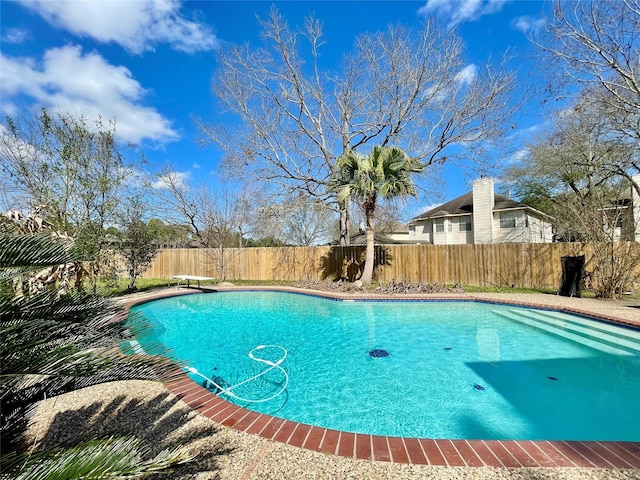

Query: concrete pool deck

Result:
[124,285,640,327]
[29,287,640,479]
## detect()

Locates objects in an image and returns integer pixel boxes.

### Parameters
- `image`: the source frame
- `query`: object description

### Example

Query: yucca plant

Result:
[0,218,191,478]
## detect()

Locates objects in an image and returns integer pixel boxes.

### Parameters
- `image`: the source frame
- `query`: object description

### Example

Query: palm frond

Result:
[0,232,75,270]
[1,229,181,461]
[3,436,193,480]
[329,145,425,285]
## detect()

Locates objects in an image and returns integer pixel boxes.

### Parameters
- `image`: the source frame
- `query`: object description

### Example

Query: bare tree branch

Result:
[538,0,640,139]
[198,7,518,245]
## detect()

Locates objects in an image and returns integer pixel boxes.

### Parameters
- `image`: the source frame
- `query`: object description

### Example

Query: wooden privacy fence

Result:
[143,242,640,290]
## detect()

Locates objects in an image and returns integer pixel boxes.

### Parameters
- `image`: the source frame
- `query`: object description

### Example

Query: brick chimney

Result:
[472,177,495,244]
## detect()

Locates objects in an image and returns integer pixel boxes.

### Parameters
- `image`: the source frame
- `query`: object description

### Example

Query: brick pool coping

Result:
[123,287,640,469]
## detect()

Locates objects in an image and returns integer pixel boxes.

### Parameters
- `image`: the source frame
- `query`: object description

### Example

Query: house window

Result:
[458,217,472,231]
[435,218,444,233]
[500,212,517,229]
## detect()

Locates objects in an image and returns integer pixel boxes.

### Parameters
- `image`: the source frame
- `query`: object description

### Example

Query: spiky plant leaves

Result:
[1,283,178,454]
[1,219,189,477]
[0,231,75,270]
[0,222,77,293]
[3,436,193,480]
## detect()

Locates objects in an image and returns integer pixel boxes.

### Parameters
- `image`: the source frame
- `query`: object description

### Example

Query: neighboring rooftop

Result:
[411,191,528,222]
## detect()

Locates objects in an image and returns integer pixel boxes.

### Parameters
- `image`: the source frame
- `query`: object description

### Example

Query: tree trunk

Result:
[360,208,375,286]
[339,200,350,246]
[219,245,226,281]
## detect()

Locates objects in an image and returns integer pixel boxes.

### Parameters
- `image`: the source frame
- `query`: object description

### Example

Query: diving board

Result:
[169,275,214,289]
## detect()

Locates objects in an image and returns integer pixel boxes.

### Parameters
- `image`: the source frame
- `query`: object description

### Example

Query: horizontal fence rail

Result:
[143,243,640,291]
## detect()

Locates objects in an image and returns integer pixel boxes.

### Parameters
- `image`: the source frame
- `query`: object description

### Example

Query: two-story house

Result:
[401,177,554,245]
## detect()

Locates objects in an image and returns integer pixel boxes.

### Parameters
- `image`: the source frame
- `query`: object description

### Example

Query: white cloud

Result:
[508,122,544,141]
[152,171,190,190]
[17,0,219,54]
[513,148,527,159]
[455,64,477,85]
[2,27,30,44]
[419,202,442,214]
[512,15,546,34]
[0,45,179,145]
[504,148,530,165]
[418,0,510,25]
[0,123,38,161]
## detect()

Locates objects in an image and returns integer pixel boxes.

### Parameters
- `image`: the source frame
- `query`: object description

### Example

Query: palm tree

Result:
[330,146,424,286]
[0,217,190,478]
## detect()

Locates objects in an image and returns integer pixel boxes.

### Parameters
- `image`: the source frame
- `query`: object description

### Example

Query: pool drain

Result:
[369,348,390,358]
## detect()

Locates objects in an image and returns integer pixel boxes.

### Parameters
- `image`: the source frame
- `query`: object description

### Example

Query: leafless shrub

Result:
[294,279,465,294]
[294,279,364,293]
[375,280,465,294]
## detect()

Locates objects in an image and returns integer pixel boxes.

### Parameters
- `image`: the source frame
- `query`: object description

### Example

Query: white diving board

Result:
[169,275,214,289]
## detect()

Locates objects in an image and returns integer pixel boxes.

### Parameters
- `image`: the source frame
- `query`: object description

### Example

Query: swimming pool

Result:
[130,291,640,441]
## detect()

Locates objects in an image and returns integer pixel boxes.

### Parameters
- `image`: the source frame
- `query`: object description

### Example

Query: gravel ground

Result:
[25,289,640,479]
[27,380,640,480]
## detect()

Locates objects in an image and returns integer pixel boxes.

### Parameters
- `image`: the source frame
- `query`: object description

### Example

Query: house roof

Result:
[410,191,537,222]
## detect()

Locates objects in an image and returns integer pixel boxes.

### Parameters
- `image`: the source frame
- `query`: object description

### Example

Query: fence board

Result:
[142,243,640,291]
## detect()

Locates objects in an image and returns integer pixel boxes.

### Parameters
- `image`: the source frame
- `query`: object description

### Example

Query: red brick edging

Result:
[126,287,640,469]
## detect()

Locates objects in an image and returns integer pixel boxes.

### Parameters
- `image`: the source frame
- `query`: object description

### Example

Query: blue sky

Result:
[0,0,553,218]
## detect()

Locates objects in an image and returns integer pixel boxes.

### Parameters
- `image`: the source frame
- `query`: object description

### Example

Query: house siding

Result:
[412,222,432,243]
[493,210,526,243]
[424,216,472,245]
[492,211,553,243]
[408,210,553,244]
[527,214,554,243]
[406,177,555,245]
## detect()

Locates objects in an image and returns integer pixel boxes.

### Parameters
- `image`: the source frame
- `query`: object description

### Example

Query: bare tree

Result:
[528,0,640,243]
[257,197,335,246]
[1,109,128,232]
[147,168,201,244]
[502,98,640,297]
[195,188,241,279]
[199,7,517,246]
[505,90,639,204]
[149,169,260,279]
[284,199,335,246]
[539,0,640,143]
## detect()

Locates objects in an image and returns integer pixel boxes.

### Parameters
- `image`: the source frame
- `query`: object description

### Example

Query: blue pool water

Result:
[129,291,640,441]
